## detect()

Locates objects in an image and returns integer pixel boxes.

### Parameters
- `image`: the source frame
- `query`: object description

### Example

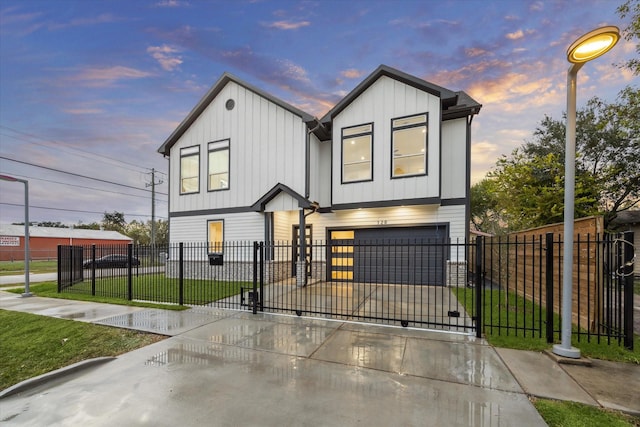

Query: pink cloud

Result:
[341,68,364,79]
[71,66,153,87]
[147,45,183,71]
[506,29,524,40]
[265,20,310,30]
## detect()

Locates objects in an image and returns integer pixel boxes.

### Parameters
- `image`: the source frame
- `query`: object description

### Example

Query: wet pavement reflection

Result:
[0,296,547,426]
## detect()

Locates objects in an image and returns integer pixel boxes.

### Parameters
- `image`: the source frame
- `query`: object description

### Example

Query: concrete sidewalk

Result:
[0,291,638,426]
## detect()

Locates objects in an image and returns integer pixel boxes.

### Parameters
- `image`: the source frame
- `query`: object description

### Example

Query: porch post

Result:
[297,209,307,287]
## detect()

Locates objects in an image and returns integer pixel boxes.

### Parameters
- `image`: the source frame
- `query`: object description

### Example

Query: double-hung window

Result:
[208,139,230,191]
[208,220,224,253]
[392,114,427,178]
[342,123,373,183]
[180,146,200,194]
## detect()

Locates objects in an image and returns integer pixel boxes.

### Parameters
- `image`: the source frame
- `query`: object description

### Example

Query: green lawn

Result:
[0,309,165,390]
[533,399,640,427]
[56,273,249,306]
[0,259,57,276]
[453,287,640,364]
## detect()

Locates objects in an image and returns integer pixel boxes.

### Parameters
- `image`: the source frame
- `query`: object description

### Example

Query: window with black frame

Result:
[392,114,427,178]
[342,123,373,183]
[180,145,200,194]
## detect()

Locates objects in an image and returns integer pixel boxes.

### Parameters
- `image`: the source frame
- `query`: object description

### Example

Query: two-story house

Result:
[158,65,481,286]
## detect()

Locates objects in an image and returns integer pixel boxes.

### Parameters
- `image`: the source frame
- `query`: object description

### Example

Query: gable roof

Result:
[319,64,481,124]
[158,72,316,156]
[251,183,313,211]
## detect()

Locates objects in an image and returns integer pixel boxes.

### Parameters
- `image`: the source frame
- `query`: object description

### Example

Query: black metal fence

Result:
[58,232,635,348]
[473,232,635,349]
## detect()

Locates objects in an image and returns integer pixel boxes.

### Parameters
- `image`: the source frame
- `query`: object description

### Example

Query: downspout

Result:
[465,113,475,242]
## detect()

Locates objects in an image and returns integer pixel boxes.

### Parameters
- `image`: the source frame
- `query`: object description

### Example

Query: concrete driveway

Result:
[0,293,546,426]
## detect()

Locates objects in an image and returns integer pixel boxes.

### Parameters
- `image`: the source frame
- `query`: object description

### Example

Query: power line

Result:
[0,155,168,196]
[0,125,167,176]
[4,172,167,203]
[0,202,167,219]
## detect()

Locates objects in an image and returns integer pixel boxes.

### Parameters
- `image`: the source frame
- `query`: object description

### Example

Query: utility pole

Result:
[146,168,163,247]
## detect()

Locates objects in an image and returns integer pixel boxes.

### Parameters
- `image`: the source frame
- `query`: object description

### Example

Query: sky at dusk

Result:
[0,0,636,226]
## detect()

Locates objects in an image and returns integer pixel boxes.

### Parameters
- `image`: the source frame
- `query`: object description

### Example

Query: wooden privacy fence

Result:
[482,217,615,333]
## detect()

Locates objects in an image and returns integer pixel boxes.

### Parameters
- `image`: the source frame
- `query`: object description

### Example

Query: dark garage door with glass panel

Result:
[350,226,448,286]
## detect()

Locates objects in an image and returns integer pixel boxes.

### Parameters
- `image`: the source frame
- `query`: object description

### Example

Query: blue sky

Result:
[0,0,636,225]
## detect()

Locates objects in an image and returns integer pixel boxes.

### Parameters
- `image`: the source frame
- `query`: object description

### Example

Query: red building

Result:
[0,225,132,261]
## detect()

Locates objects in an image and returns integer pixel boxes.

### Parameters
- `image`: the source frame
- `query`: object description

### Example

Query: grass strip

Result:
[0,309,165,390]
[453,287,640,364]
[533,398,640,427]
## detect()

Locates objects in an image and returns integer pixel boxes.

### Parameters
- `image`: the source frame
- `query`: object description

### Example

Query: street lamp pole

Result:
[0,174,32,297]
[553,26,619,359]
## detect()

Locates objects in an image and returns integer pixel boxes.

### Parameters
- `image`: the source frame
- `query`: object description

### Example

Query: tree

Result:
[618,0,640,75]
[474,88,639,232]
[470,178,502,234]
[124,219,169,245]
[102,211,126,234]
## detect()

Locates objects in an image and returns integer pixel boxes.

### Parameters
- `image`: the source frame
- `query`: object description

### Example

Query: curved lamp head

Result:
[567,26,620,64]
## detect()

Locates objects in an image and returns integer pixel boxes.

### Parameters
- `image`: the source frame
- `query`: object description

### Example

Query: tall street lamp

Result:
[0,174,32,297]
[553,26,619,359]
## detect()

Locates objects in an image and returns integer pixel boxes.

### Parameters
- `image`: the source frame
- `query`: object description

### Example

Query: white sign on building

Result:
[0,236,20,246]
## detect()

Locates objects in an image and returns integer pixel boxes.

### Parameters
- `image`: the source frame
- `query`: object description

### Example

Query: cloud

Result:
[47,13,120,30]
[70,66,153,87]
[155,0,189,6]
[530,2,544,12]
[506,29,524,40]
[63,108,103,114]
[265,20,310,30]
[465,47,489,58]
[147,45,183,71]
[0,7,44,35]
[341,69,364,79]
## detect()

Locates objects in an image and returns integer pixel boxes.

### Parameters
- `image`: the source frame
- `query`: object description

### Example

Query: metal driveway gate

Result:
[245,239,478,334]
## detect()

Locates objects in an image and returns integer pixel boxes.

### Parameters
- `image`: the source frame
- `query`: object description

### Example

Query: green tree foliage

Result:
[101,211,126,233]
[472,88,639,233]
[618,0,640,75]
[74,222,100,230]
[125,219,168,246]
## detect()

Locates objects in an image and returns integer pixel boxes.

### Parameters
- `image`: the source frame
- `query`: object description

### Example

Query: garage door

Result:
[330,226,449,285]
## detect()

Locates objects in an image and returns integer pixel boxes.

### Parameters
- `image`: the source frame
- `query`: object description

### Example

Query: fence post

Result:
[91,244,96,296]
[253,241,258,315]
[623,231,634,350]
[127,244,133,301]
[179,243,184,306]
[475,236,483,338]
[545,233,555,343]
[57,245,62,293]
[259,241,264,312]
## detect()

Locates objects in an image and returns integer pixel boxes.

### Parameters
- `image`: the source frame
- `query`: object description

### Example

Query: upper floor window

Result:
[392,113,427,178]
[180,146,200,194]
[208,139,230,191]
[342,123,373,183]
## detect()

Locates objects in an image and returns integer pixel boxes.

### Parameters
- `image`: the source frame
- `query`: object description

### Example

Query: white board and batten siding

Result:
[169,81,308,214]
[441,118,468,199]
[331,76,442,206]
[170,213,264,243]
[308,133,331,208]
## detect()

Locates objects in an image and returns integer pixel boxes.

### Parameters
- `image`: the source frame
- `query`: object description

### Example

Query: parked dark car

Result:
[83,255,140,269]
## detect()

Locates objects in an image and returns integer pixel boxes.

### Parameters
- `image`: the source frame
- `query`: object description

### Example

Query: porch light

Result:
[553,26,619,359]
